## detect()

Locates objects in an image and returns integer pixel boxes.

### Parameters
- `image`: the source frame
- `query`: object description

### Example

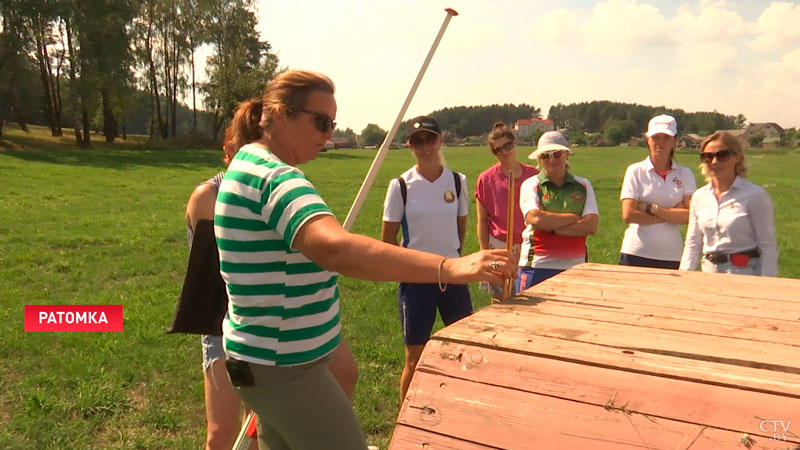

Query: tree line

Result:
[547,101,748,145]
[345,101,749,148]
[346,103,542,147]
[0,0,278,147]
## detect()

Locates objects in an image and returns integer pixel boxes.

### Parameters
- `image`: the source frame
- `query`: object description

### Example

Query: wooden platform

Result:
[390,263,800,450]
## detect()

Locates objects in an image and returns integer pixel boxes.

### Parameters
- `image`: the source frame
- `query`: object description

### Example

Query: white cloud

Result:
[672,1,748,42]
[583,0,670,56]
[524,0,673,56]
[231,0,800,131]
[675,42,738,76]
[730,48,800,127]
[752,2,800,50]
[525,9,581,46]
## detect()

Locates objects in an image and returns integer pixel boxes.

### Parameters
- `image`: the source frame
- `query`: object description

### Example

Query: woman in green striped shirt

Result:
[214,70,515,450]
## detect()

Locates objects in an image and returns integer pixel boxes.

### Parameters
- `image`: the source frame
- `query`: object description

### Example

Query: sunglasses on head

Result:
[409,133,438,147]
[540,150,565,160]
[491,141,514,154]
[298,108,336,133]
[700,149,733,163]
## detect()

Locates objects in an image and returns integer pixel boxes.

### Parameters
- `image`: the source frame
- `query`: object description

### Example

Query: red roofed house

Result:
[514,118,555,141]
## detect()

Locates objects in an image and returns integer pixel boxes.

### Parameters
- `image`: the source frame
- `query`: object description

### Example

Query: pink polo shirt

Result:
[475,163,538,244]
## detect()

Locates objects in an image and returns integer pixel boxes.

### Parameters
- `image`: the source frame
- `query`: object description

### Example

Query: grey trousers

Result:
[232,356,367,450]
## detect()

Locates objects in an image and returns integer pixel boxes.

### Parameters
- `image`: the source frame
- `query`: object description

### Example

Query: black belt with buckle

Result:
[704,248,760,264]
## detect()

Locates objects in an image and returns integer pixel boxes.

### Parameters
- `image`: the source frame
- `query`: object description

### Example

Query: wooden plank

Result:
[548,271,800,310]
[434,317,800,396]
[527,279,800,323]
[398,371,796,450]
[553,263,800,303]
[459,307,800,375]
[570,263,800,293]
[498,295,800,347]
[389,425,500,450]
[416,340,800,442]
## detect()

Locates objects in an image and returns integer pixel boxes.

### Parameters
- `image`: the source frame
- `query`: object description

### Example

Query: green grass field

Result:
[1,141,799,449]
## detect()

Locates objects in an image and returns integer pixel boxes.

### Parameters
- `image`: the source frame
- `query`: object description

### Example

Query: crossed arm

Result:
[621,196,692,225]
[525,209,598,236]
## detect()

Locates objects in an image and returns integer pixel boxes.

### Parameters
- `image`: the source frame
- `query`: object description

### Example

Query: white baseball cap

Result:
[646,114,678,137]
[529,131,575,160]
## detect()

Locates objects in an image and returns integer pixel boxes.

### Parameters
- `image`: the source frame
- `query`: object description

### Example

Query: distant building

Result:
[678,134,704,149]
[746,123,785,139]
[513,118,554,140]
[715,129,747,149]
[330,137,352,149]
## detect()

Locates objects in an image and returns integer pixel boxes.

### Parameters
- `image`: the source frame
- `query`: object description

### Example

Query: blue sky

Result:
[223,0,800,133]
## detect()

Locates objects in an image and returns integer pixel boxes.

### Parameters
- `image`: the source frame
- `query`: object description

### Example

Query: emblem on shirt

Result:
[571,192,585,203]
[444,189,456,203]
[542,192,551,200]
[673,177,683,188]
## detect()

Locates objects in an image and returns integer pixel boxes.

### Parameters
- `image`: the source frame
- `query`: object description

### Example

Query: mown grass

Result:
[0,123,216,152]
[1,143,798,449]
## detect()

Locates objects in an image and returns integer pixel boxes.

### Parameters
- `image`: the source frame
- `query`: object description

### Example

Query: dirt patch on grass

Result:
[0,368,25,426]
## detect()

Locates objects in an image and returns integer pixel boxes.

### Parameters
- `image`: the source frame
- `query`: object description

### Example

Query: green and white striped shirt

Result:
[214,143,340,366]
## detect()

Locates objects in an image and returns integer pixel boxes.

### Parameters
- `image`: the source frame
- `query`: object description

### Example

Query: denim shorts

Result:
[702,256,761,276]
[201,334,225,371]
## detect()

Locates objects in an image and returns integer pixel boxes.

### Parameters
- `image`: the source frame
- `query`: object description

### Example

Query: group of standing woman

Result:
[619,114,777,276]
[475,113,777,287]
[182,68,778,450]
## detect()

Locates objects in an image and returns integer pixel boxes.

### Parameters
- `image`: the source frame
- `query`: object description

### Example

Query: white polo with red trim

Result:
[620,157,697,261]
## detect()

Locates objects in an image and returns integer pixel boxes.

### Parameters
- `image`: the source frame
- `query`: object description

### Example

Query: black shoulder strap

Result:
[397,177,407,206]
[452,170,462,199]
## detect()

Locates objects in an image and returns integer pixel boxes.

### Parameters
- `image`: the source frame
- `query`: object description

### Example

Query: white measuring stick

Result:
[231,410,257,450]
[342,8,459,231]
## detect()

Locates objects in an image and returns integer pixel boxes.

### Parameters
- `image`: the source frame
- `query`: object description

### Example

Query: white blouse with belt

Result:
[679,176,778,276]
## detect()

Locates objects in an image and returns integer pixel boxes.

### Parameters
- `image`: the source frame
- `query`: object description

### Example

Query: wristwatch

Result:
[644,202,653,215]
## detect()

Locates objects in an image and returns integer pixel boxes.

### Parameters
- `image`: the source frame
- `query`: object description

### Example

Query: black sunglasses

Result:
[540,150,565,160]
[700,149,732,163]
[298,108,336,133]
[491,141,514,154]
[409,133,438,147]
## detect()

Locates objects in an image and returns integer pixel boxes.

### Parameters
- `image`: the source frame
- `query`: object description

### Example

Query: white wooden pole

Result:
[342,8,459,231]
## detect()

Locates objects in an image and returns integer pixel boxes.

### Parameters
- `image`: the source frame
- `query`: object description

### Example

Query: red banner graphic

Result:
[25,305,124,332]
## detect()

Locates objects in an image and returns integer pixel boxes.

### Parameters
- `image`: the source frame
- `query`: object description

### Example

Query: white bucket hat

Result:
[529,131,575,160]
[646,114,678,137]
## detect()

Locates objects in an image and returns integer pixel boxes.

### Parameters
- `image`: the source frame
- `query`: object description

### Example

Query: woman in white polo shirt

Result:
[619,114,697,269]
[382,115,470,401]
[679,131,778,276]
